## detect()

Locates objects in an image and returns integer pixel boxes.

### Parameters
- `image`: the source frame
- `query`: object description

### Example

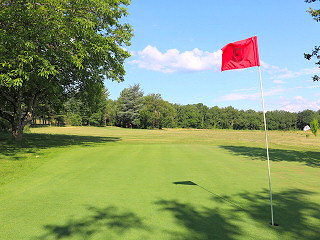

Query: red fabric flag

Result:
[221,36,260,71]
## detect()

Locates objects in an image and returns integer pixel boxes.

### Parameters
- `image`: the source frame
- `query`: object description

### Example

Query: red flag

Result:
[221,36,260,71]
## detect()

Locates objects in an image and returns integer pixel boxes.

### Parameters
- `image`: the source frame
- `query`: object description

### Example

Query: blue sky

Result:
[105,0,320,112]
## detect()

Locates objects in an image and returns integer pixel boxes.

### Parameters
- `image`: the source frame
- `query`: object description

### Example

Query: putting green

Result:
[0,127,319,239]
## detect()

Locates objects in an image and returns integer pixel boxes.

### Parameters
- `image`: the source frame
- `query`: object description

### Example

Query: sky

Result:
[105,0,320,112]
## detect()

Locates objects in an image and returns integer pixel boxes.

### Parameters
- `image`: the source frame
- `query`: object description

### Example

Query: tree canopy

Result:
[0,0,133,139]
[116,84,143,128]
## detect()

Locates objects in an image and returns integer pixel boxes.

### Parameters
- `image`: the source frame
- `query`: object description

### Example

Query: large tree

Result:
[0,0,133,140]
[304,0,320,81]
[116,84,143,128]
[139,94,176,129]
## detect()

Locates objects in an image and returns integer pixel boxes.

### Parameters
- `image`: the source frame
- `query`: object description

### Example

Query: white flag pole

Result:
[258,66,275,226]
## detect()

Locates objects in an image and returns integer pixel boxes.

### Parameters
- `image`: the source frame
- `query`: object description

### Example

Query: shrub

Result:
[310,118,319,136]
[66,114,82,126]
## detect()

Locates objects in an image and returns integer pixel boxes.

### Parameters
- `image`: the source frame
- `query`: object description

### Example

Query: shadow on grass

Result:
[34,205,149,240]
[157,187,320,240]
[219,145,320,167]
[173,181,244,210]
[155,199,241,240]
[212,189,320,240]
[0,133,120,160]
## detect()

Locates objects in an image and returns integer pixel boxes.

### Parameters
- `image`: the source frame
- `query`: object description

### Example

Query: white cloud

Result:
[131,47,320,78]
[294,96,304,100]
[273,80,286,84]
[279,96,320,112]
[260,61,288,75]
[219,92,259,101]
[218,88,285,101]
[130,45,222,73]
[261,61,320,81]
[232,87,258,92]
[261,61,320,80]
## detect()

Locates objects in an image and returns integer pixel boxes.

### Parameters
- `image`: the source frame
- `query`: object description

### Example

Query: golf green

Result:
[0,127,319,239]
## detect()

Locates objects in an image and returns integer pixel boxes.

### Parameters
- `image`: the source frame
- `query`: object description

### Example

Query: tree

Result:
[207,106,221,129]
[219,106,239,129]
[89,88,110,127]
[310,118,319,136]
[0,0,133,140]
[297,109,316,129]
[63,97,84,126]
[176,104,202,128]
[173,104,187,128]
[304,0,320,81]
[105,99,117,126]
[266,110,298,130]
[195,103,210,129]
[116,84,143,128]
[234,110,262,130]
[139,94,176,129]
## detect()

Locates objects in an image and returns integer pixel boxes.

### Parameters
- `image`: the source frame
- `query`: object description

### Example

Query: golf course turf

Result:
[0,127,319,239]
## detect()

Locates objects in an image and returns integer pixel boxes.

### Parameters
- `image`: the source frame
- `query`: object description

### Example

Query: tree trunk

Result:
[1,88,40,141]
[12,119,24,141]
[11,106,27,141]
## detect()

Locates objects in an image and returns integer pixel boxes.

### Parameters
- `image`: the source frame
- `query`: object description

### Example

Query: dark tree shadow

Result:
[34,205,150,240]
[0,133,120,160]
[155,200,242,240]
[219,145,320,167]
[212,189,320,240]
[159,184,320,240]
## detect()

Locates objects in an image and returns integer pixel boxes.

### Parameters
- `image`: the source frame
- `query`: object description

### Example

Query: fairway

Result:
[0,127,319,240]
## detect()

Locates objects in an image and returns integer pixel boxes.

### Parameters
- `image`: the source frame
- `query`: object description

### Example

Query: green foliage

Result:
[266,110,298,130]
[297,110,317,129]
[0,0,133,139]
[0,0,132,87]
[139,94,176,129]
[67,113,82,126]
[61,87,109,126]
[89,112,104,126]
[234,110,262,130]
[310,118,319,136]
[105,99,118,126]
[116,84,143,128]
[174,104,208,129]
[28,84,320,131]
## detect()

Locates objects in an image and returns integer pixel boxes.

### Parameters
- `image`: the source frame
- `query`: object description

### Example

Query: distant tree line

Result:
[1,84,319,132]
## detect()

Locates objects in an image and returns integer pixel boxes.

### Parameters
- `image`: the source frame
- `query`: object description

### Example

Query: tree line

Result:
[1,84,318,132]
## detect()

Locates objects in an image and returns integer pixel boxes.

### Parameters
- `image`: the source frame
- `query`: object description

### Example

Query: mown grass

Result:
[0,126,319,240]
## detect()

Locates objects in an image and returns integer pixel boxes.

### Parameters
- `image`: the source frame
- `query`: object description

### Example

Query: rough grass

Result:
[0,127,319,240]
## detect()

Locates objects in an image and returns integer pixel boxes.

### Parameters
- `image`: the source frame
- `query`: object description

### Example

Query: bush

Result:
[310,118,319,136]
[67,113,82,126]
[89,112,103,126]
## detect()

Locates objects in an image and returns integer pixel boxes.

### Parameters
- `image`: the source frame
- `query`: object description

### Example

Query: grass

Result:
[0,126,319,240]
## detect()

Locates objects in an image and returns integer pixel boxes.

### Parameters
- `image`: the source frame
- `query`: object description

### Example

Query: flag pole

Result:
[258,66,275,226]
